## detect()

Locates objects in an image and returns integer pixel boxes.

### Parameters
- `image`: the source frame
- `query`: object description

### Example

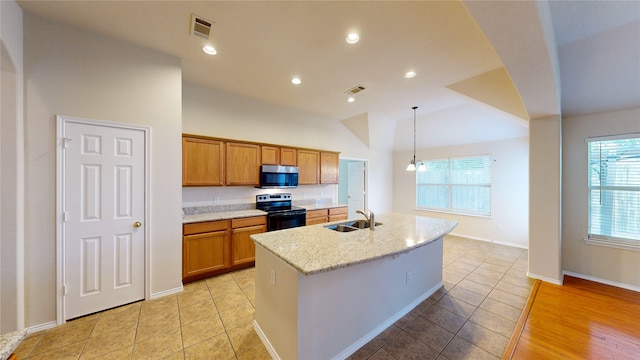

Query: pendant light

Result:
[406,106,418,171]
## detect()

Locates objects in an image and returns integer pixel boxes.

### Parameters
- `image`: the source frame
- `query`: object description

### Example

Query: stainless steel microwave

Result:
[258,165,299,189]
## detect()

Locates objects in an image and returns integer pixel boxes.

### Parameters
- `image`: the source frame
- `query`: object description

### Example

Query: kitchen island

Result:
[251,213,457,360]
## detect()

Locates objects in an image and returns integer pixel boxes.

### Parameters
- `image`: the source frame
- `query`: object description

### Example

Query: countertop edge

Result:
[0,329,27,360]
[182,209,267,224]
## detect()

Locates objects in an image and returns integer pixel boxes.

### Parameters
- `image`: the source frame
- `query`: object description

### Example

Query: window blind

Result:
[587,134,640,242]
[417,155,491,216]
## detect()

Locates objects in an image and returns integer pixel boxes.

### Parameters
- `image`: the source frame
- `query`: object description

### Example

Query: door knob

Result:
[134,221,142,228]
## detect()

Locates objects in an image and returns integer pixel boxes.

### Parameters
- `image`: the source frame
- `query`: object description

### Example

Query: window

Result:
[416,155,491,216]
[587,134,640,248]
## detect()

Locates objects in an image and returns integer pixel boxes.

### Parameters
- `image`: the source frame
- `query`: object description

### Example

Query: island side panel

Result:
[296,237,444,360]
[254,245,299,360]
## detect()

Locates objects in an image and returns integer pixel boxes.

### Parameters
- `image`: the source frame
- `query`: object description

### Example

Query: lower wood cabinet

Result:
[328,206,348,222]
[306,206,348,225]
[183,215,267,283]
[306,209,329,225]
[231,216,267,266]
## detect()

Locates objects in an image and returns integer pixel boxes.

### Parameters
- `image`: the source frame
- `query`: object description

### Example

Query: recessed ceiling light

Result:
[347,97,355,103]
[291,77,302,85]
[405,71,417,78]
[202,45,217,55]
[346,33,360,44]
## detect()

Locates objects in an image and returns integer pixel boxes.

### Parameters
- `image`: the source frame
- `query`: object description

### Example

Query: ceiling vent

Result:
[345,85,366,95]
[191,14,213,39]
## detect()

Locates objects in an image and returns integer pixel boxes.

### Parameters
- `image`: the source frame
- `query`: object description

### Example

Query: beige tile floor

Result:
[14,235,533,360]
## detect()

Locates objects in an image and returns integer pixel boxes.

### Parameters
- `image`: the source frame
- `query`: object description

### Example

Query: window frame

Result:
[415,154,492,217]
[585,133,640,251]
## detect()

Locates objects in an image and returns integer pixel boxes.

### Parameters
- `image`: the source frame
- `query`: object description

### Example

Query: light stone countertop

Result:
[182,209,267,224]
[298,203,348,211]
[0,329,26,360]
[251,212,457,275]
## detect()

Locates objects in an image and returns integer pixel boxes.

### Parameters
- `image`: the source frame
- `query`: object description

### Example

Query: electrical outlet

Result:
[213,196,220,204]
[270,269,276,286]
[406,271,413,285]
[497,224,503,231]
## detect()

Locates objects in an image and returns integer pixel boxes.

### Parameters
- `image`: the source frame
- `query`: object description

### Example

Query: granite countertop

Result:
[0,329,26,360]
[298,203,348,211]
[251,212,457,275]
[183,209,267,224]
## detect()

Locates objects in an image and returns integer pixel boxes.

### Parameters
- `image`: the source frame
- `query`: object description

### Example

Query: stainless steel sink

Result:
[324,220,383,232]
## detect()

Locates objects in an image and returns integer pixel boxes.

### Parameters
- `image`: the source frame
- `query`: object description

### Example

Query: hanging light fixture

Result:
[406,106,418,171]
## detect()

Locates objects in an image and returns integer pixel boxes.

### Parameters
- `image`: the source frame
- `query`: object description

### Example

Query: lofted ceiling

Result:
[16,1,639,151]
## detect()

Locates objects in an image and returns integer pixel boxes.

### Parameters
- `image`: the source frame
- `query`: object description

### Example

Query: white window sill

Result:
[584,237,640,252]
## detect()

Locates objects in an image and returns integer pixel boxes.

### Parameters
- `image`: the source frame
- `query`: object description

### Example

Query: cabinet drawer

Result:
[232,216,267,228]
[329,207,348,216]
[183,220,229,235]
[306,209,328,218]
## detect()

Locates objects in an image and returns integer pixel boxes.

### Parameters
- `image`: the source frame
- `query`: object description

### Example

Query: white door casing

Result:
[347,161,366,219]
[56,116,149,322]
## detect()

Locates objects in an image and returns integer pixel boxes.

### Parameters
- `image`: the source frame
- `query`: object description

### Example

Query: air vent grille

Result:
[345,85,366,95]
[191,14,213,39]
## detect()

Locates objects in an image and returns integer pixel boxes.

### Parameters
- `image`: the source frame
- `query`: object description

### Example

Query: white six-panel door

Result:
[61,119,145,320]
[347,161,366,219]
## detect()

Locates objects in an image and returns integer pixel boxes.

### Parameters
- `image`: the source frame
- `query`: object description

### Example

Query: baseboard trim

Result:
[526,272,563,285]
[150,285,183,300]
[25,321,57,334]
[563,271,640,292]
[448,232,528,250]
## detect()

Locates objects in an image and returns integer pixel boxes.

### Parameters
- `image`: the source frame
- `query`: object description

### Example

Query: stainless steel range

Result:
[256,193,307,231]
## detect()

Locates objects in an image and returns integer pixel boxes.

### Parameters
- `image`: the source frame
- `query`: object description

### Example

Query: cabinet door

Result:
[328,206,348,222]
[226,142,261,185]
[182,137,224,186]
[261,146,280,165]
[280,148,297,166]
[183,228,230,279]
[298,150,320,185]
[231,223,266,266]
[306,209,328,225]
[320,152,340,184]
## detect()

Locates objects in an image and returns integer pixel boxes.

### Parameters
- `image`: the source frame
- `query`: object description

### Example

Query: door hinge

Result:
[62,137,72,149]
[63,212,68,222]
[63,284,68,295]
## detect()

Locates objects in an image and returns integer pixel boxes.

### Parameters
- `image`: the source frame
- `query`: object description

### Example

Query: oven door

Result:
[267,211,306,231]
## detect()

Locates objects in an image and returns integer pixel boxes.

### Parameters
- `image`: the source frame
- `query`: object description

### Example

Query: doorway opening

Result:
[338,159,367,219]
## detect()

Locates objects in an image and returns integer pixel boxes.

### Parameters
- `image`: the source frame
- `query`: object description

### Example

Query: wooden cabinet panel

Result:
[306,209,328,225]
[298,150,320,185]
[328,206,348,222]
[183,220,230,279]
[232,223,266,266]
[320,152,340,184]
[261,146,280,165]
[182,137,224,186]
[280,148,297,166]
[226,142,260,185]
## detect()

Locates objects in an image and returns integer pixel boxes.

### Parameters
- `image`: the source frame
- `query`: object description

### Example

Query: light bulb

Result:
[346,33,360,44]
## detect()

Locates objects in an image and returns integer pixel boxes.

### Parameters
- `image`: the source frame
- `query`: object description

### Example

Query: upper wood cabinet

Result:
[182,137,224,186]
[280,148,297,166]
[226,142,260,185]
[261,146,280,165]
[320,152,339,184]
[298,150,320,185]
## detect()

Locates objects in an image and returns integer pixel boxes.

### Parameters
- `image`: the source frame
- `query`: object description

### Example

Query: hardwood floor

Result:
[504,275,640,359]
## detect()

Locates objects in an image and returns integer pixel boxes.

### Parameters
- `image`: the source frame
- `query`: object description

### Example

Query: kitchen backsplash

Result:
[182,184,338,208]
[182,197,336,215]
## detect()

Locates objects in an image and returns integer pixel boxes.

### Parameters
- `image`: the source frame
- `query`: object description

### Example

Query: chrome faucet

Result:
[356,209,376,230]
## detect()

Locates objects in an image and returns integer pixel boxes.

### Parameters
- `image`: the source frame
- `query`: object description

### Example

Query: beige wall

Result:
[392,137,529,248]
[528,116,563,284]
[562,107,640,289]
[182,83,394,213]
[23,14,183,327]
[1,0,25,332]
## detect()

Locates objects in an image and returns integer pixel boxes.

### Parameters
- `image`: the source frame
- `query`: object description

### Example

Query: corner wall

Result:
[393,137,529,248]
[1,0,25,332]
[23,14,183,327]
[529,115,562,284]
[562,107,640,289]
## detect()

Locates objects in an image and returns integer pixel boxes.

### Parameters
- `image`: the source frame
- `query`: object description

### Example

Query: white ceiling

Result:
[16,1,639,151]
